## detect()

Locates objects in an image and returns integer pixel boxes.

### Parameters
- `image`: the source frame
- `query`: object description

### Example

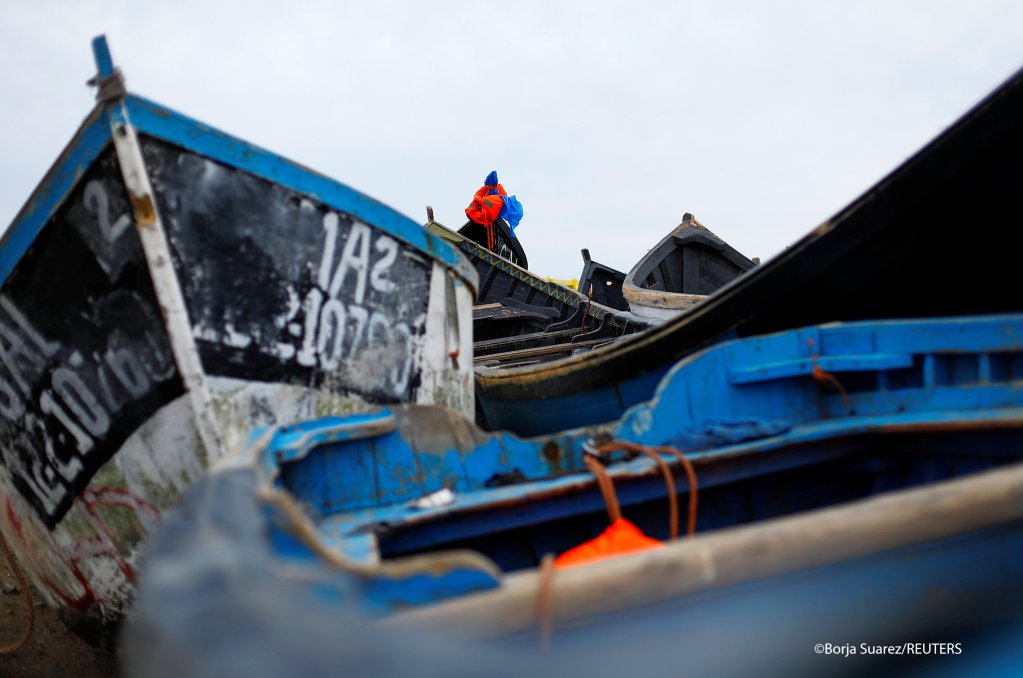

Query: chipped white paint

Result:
[106,104,225,464]
[625,292,707,322]
[415,261,474,418]
[0,371,435,626]
[1,95,477,638]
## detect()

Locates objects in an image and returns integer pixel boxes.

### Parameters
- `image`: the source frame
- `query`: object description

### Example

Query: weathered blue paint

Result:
[122,96,476,286]
[360,568,501,611]
[0,109,111,283]
[1,36,477,291]
[477,364,670,435]
[127,464,1023,676]
[247,313,1023,608]
[91,35,115,79]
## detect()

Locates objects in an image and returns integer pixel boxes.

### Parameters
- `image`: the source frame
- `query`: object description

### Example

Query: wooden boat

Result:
[477,60,1023,436]
[458,216,528,269]
[0,37,477,643]
[125,313,1023,675]
[423,215,654,370]
[622,213,755,321]
[577,248,627,312]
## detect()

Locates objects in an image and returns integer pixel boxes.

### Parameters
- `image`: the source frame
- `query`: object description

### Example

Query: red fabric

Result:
[465,183,507,226]
[554,518,663,569]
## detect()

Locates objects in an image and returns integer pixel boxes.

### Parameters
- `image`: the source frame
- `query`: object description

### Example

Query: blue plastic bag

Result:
[500,195,523,233]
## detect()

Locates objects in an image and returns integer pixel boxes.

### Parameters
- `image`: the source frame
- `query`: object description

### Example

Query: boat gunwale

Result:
[621,217,754,310]
[382,440,1023,637]
[0,105,112,284]
[2,86,479,294]
[475,61,1023,398]
[311,408,1023,557]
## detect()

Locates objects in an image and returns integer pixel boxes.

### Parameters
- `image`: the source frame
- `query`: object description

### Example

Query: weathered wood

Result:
[474,328,583,354]
[385,460,1023,636]
[623,215,755,319]
[474,338,610,364]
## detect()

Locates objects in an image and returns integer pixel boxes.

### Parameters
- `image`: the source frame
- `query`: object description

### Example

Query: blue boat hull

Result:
[125,465,1023,677]
[126,313,1023,674]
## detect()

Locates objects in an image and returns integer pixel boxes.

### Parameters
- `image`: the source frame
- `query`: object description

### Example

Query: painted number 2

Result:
[84,180,131,243]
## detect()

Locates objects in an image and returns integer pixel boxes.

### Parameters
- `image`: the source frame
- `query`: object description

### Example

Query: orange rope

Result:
[595,440,699,538]
[535,441,701,650]
[807,338,852,406]
[595,441,679,539]
[536,454,619,654]
[580,284,593,331]
[485,222,495,251]
[583,454,622,522]
[653,446,699,538]
[0,531,34,656]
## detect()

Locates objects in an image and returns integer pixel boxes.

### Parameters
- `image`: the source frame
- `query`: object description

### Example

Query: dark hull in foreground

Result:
[0,37,476,643]
[125,313,1023,677]
[478,60,1023,436]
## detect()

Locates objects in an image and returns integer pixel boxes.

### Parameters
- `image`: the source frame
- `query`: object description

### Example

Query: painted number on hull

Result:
[84,180,131,243]
[0,294,176,520]
[278,212,416,396]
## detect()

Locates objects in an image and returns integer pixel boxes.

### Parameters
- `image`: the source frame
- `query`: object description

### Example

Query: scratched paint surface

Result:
[0,147,185,530]
[143,137,433,405]
[0,146,193,637]
[0,137,474,637]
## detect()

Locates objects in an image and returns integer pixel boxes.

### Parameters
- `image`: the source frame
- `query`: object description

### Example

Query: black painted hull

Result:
[622,214,755,320]
[424,220,654,371]
[578,248,628,312]
[0,51,476,640]
[477,62,1023,435]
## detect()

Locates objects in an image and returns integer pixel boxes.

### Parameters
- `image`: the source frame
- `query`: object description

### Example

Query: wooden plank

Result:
[474,329,582,353]
[681,247,702,294]
[474,339,608,363]
[384,460,1023,637]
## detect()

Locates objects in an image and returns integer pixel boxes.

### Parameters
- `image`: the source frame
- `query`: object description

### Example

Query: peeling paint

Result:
[129,192,156,226]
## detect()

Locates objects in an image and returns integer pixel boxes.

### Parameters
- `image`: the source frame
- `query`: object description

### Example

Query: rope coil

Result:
[0,531,34,656]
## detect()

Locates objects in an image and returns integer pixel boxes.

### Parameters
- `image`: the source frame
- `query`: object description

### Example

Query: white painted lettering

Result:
[318,212,339,290]
[84,180,131,243]
[0,296,60,358]
[390,323,413,393]
[346,305,369,358]
[0,375,24,419]
[26,413,83,484]
[296,288,324,367]
[316,299,346,369]
[52,366,110,438]
[105,347,151,398]
[370,236,398,294]
[39,390,94,454]
[329,222,371,303]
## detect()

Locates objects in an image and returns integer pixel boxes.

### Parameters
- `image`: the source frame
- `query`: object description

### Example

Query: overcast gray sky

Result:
[2,1,1022,279]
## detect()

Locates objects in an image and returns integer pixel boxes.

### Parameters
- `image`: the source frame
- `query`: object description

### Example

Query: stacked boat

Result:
[2,34,1023,676]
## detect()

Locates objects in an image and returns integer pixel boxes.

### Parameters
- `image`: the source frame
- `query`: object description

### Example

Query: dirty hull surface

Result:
[124,464,1023,678]
[0,38,475,644]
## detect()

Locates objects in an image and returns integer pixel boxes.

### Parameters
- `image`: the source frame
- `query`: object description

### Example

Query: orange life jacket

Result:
[553,518,663,569]
[465,183,507,227]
